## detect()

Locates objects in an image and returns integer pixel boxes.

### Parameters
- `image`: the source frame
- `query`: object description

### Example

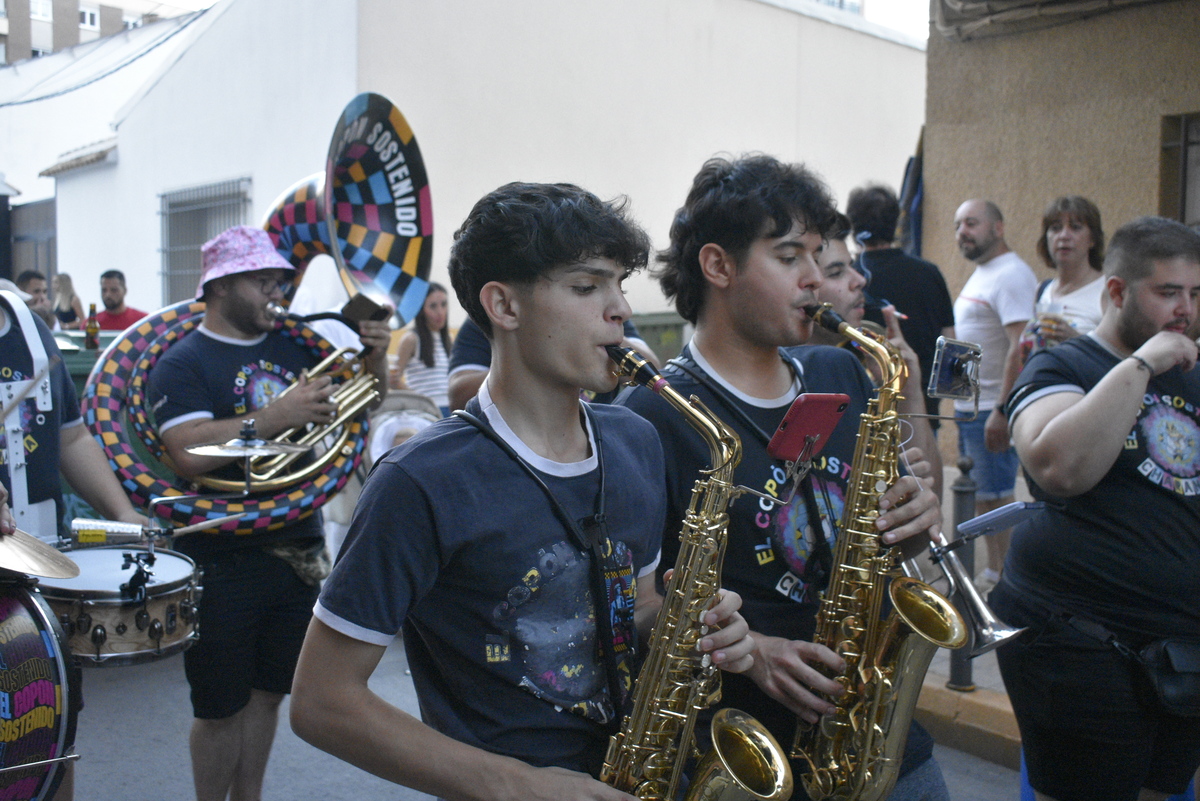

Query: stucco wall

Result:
[923,0,1200,461]
[923,0,1200,299]
[357,0,927,318]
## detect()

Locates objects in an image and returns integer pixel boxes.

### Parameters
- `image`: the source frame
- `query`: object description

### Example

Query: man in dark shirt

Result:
[993,217,1200,801]
[147,225,390,801]
[618,155,949,800]
[847,184,955,425]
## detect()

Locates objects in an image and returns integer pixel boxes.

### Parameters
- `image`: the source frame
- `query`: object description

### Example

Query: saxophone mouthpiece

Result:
[804,303,849,335]
[267,303,287,320]
[606,345,669,394]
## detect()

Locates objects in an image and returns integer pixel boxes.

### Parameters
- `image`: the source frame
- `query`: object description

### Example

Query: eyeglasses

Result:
[247,276,294,296]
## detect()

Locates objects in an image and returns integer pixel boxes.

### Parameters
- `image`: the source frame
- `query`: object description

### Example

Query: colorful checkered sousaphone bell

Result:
[82,94,433,535]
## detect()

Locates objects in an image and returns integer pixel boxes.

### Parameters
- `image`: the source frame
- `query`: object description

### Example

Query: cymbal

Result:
[186,438,310,458]
[0,529,80,579]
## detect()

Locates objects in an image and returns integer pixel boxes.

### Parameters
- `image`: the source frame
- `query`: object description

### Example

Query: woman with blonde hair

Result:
[52,272,86,330]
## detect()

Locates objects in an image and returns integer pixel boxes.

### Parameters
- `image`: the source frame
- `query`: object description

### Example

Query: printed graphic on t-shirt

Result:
[1138,393,1200,495]
[492,538,636,724]
[752,458,847,604]
[233,360,299,416]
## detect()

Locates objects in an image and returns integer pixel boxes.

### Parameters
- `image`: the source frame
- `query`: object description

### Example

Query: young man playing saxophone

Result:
[617,155,949,800]
[289,182,755,801]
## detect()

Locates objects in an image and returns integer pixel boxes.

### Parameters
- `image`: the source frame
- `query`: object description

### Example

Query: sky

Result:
[863,0,930,41]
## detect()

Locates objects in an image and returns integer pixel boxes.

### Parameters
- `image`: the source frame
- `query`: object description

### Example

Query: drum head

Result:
[37,548,196,602]
[0,586,75,800]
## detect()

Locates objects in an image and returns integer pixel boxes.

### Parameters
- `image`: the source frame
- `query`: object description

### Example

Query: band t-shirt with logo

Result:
[315,383,664,775]
[617,342,935,784]
[146,325,324,557]
[0,307,82,540]
[1001,334,1200,641]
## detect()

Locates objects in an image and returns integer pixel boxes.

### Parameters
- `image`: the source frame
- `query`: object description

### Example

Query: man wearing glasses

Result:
[147,225,390,801]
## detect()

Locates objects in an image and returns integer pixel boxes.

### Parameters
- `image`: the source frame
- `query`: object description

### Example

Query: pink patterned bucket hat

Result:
[196,226,295,299]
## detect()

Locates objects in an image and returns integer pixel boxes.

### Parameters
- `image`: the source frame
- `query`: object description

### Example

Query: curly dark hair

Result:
[656,154,838,324]
[448,182,651,337]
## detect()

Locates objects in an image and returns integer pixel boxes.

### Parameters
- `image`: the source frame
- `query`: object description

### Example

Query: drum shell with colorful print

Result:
[0,582,77,801]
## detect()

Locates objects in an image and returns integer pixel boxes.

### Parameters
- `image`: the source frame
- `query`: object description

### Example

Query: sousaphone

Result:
[82,93,432,534]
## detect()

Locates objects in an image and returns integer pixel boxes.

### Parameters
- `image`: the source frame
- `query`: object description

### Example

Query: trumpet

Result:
[924,535,1025,657]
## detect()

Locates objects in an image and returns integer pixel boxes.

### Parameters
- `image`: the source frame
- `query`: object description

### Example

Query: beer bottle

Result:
[84,303,100,350]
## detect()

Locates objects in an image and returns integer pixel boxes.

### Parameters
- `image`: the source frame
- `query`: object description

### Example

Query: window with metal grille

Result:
[160,178,251,305]
[1161,114,1200,228]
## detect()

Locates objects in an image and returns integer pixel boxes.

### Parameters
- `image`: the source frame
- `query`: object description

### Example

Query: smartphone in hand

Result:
[768,393,850,463]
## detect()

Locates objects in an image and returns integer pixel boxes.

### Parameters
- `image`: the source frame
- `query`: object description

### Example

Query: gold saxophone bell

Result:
[685,710,793,801]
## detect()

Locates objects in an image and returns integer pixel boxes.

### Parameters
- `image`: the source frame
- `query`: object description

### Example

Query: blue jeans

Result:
[956,413,1019,501]
[889,756,951,801]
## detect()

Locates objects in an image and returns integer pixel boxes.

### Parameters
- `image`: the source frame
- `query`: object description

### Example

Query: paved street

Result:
[65,637,1021,801]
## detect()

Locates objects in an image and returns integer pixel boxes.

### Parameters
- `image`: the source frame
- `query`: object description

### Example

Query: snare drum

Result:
[0,584,76,801]
[37,547,201,667]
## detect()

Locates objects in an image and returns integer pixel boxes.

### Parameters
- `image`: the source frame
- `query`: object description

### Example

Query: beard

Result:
[222,291,274,336]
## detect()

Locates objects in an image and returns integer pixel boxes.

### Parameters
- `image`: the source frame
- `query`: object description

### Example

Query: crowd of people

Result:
[0,151,1197,801]
[9,268,148,333]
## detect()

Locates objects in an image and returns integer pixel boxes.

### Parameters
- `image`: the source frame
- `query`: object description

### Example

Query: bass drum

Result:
[0,583,77,801]
[81,301,368,535]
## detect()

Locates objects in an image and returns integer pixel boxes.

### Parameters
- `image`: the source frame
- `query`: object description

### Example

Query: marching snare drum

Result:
[37,547,200,667]
[0,583,77,801]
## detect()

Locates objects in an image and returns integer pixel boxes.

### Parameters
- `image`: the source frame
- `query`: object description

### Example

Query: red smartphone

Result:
[767,393,851,463]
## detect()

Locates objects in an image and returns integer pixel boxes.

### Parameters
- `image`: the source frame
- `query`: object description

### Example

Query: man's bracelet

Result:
[1128,354,1154,374]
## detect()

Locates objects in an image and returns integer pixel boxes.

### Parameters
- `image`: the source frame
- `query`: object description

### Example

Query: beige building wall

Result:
[356,0,927,318]
[923,0,1200,461]
[924,1,1200,299]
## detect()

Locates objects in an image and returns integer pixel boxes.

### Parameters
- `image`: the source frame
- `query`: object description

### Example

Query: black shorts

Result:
[991,583,1200,801]
[184,547,318,720]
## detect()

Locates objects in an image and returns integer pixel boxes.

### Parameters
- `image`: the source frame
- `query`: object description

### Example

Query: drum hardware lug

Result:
[149,619,164,648]
[180,600,196,624]
[115,621,127,636]
[166,604,178,635]
[59,614,75,637]
[90,624,107,652]
[76,612,91,633]
[135,608,150,631]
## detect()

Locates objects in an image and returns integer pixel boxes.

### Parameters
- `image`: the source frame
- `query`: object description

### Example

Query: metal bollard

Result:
[947,455,977,692]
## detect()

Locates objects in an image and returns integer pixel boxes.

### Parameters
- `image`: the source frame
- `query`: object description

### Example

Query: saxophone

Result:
[601,346,792,801]
[791,305,967,801]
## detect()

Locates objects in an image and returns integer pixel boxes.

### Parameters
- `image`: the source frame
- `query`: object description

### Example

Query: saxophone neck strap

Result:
[453,402,628,728]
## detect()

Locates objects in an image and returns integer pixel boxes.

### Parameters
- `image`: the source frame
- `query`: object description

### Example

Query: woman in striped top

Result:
[393,283,453,415]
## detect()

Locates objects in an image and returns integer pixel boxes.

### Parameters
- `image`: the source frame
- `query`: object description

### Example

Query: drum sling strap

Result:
[0,290,58,543]
[454,401,631,730]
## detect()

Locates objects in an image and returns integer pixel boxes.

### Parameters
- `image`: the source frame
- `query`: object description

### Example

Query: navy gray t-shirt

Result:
[316,384,664,775]
[617,342,935,788]
[146,326,324,557]
[1000,334,1200,642]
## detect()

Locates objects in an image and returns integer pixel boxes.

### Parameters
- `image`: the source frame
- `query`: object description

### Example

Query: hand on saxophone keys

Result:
[744,635,846,724]
[659,569,756,673]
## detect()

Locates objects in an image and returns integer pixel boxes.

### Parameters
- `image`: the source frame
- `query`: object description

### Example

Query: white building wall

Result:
[49,0,922,319]
[54,0,357,313]
[356,0,926,317]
